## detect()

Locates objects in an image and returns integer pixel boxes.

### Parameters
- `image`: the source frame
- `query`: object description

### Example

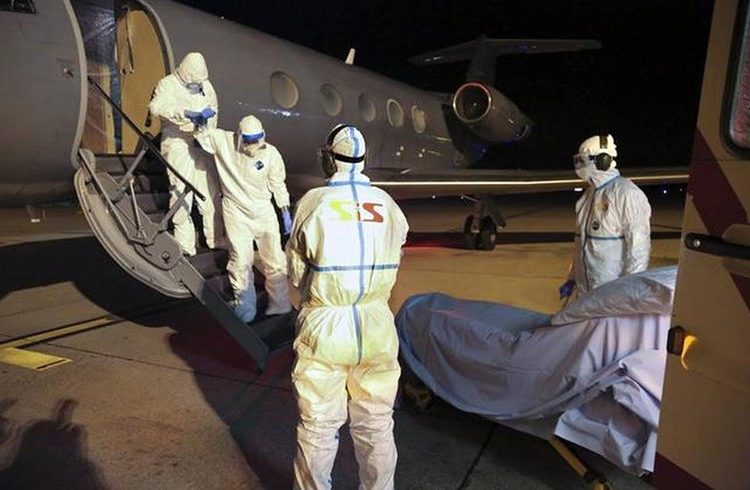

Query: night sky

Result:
[176,0,713,170]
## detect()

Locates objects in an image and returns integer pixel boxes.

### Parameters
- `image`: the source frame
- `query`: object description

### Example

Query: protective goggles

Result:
[241,131,265,144]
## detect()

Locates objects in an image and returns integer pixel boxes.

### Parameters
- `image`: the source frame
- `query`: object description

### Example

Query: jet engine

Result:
[452,82,532,143]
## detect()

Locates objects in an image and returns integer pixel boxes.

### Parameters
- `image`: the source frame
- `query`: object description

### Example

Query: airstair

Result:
[73,78,294,371]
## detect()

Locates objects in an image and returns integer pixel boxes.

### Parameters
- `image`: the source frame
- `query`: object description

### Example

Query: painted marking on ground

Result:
[0,347,71,371]
[0,300,185,371]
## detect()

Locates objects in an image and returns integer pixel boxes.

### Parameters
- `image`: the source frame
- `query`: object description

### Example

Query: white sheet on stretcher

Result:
[395,267,676,475]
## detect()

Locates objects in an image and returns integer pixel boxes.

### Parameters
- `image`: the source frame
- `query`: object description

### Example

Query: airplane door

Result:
[655,1,750,488]
[0,0,87,199]
[116,2,168,154]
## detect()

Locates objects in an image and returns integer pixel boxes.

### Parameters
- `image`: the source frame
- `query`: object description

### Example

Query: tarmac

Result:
[0,189,684,489]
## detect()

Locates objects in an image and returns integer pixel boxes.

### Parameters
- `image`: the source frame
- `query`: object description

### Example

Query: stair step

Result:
[204,274,269,307]
[146,211,167,225]
[206,274,233,301]
[95,154,164,174]
[132,174,170,193]
[134,192,170,213]
[197,270,293,349]
[79,140,293,369]
[254,311,296,351]
[90,172,169,196]
[188,248,228,278]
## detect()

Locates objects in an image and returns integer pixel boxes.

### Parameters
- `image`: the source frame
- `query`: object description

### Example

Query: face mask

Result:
[242,142,265,157]
[186,82,203,95]
[575,160,596,181]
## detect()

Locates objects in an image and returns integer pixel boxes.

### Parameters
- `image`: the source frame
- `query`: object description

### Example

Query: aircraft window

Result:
[359,94,376,122]
[387,99,404,128]
[725,0,750,153]
[0,0,35,13]
[412,105,427,133]
[320,84,343,116]
[270,71,299,109]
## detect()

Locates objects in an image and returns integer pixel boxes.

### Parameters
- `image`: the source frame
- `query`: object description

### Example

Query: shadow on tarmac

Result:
[0,235,374,486]
[0,233,660,487]
[0,399,108,489]
[0,236,184,327]
[164,317,545,489]
[166,317,366,489]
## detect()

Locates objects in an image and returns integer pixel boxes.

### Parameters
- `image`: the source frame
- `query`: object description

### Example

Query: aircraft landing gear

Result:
[463,195,505,250]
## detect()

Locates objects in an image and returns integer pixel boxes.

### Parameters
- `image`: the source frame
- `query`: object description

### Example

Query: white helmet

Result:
[238,115,266,157]
[575,134,618,171]
[320,124,366,177]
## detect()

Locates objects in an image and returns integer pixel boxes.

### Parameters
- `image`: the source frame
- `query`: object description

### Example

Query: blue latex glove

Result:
[559,279,576,300]
[281,208,293,235]
[184,109,206,126]
[200,107,216,120]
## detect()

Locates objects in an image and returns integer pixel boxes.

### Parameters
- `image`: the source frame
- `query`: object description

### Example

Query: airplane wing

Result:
[287,167,689,200]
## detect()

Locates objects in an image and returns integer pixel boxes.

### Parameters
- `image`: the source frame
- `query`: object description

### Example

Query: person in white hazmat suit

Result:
[559,134,652,299]
[286,125,409,490]
[195,115,292,322]
[148,52,223,256]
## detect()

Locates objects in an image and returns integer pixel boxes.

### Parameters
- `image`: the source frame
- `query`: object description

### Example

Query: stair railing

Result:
[82,76,206,245]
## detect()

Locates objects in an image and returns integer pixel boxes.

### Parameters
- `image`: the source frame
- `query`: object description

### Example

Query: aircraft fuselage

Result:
[0,0,466,205]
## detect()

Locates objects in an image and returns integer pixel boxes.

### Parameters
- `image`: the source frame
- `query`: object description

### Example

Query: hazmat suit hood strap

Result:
[175,53,208,84]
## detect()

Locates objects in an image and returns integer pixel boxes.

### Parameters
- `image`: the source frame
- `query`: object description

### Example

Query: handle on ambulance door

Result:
[684,233,750,260]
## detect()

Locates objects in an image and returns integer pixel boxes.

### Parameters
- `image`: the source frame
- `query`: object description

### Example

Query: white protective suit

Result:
[195,116,291,322]
[148,52,223,256]
[571,135,652,293]
[287,125,409,490]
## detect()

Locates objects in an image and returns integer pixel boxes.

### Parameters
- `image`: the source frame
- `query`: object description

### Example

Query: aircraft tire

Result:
[463,215,478,249]
[478,217,496,251]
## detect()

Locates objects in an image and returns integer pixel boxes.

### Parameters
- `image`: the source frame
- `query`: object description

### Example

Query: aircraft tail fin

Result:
[409,36,601,84]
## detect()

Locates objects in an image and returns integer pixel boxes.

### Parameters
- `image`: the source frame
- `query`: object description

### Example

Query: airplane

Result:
[0,0,695,366]
[0,0,689,252]
[2,2,747,487]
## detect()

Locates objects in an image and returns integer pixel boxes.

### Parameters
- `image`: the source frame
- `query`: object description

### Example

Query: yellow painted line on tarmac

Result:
[0,300,185,371]
[0,347,71,371]
[0,316,116,350]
